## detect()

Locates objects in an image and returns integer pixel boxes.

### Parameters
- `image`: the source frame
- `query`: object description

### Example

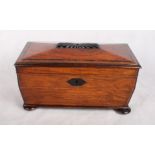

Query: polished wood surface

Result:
[15,42,141,112]
[15,42,141,68]
[17,68,138,107]
[16,67,138,76]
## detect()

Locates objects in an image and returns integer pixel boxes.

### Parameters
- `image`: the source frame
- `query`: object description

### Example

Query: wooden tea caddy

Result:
[15,42,141,114]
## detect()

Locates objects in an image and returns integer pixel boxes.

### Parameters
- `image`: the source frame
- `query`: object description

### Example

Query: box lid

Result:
[15,42,141,68]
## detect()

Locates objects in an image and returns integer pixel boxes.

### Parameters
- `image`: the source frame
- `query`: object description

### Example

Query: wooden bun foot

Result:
[23,104,37,111]
[115,107,131,114]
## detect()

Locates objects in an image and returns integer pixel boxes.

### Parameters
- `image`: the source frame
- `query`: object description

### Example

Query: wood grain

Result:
[15,42,141,110]
[17,67,138,107]
[16,67,138,76]
[15,42,141,68]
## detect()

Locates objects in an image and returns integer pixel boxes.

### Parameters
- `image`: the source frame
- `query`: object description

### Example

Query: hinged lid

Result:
[15,42,141,68]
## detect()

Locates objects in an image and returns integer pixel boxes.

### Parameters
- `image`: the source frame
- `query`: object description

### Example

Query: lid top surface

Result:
[15,42,141,67]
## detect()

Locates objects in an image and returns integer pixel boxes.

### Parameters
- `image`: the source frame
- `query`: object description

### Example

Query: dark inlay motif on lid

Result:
[57,43,99,49]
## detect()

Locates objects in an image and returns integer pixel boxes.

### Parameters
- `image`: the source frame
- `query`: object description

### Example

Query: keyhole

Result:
[75,79,79,85]
[67,78,86,86]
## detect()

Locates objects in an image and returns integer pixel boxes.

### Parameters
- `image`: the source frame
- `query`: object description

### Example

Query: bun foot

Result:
[23,104,37,111]
[115,107,131,114]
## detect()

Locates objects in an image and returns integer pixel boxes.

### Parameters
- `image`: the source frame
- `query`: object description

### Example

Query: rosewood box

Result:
[15,42,141,114]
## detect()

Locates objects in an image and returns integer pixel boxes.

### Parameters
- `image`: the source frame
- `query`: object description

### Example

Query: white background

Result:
[0,0,155,155]
[0,30,155,125]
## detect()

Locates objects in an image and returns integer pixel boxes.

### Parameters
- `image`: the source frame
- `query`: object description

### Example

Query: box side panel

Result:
[17,67,138,108]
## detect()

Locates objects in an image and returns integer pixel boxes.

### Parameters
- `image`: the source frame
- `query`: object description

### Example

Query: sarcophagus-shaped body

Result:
[15,42,141,114]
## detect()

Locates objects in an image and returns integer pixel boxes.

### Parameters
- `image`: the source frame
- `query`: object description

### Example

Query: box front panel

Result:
[17,67,138,108]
